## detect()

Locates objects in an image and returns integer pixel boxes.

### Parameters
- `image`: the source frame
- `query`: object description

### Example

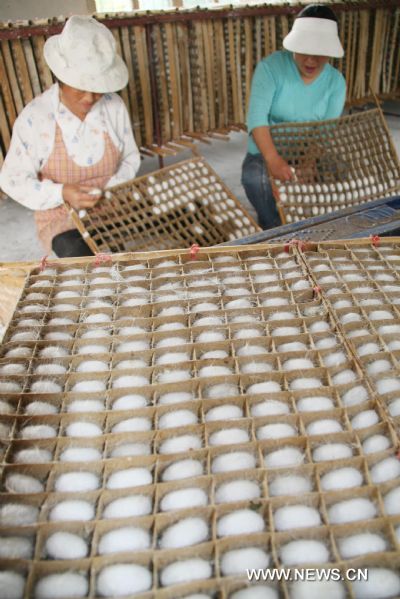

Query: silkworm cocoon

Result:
[274,505,321,531]
[77,343,108,355]
[328,497,377,524]
[351,409,379,429]
[221,547,270,576]
[205,404,242,421]
[251,399,289,417]
[45,531,88,559]
[162,459,203,482]
[0,537,32,559]
[212,451,256,473]
[247,381,281,394]
[14,448,52,464]
[158,391,194,405]
[71,380,106,393]
[323,351,347,367]
[236,345,268,356]
[269,474,312,497]
[280,539,329,565]
[34,363,66,376]
[112,374,149,388]
[112,394,147,410]
[289,580,345,599]
[341,385,369,406]
[376,377,400,394]
[369,310,394,320]
[67,399,104,413]
[103,495,152,519]
[115,358,148,370]
[107,467,152,489]
[59,447,102,462]
[97,564,151,598]
[0,399,13,414]
[262,297,289,308]
[297,396,334,412]
[387,339,400,351]
[198,365,232,378]
[65,421,102,437]
[0,503,38,526]
[5,346,32,358]
[351,568,400,599]
[225,299,252,310]
[314,336,337,349]
[257,423,296,440]
[158,409,197,429]
[307,419,343,435]
[161,487,208,511]
[338,533,387,559]
[271,326,301,337]
[156,352,189,365]
[215,480,260,504]
[370,457,400,483]
[160,558,211,587]
[383,485,400,515]
[160,517,208,549]
[363,434,390,454]
[278,341,307,353]
[290,377,322,390]
[55,471,99,493]
[283,358,314,371]
[112,417,151,433]
[264,447,304,469]
[83,312,111,324]
[25,401,58,415]
[332,369,357,385]
[20,424,57,439]
[110,443,150,458]
[206,383,239,399]
[358,342,386,356]
[209,428,249,446]
[0,363,27,375]
[5,473,44,494]
[389,398,400,416]
[196,330,226,344]
[217,509,265,537]
[320,467,363,491]
[0,571,25,599]
[31,380,62,394]
[291,280,310,291]
[156,336,187,349]
[160,434,202,454]
[76,360,108,373]
[230,586,278,599]
[116,340,149,353]
[98,526,150,554]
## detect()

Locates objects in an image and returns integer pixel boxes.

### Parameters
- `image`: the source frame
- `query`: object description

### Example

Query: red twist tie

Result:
[284,239,298,253]
[94,253,112,266]
[39,255,48,272]
[370,235,381,247]
[190,243,200,260]
[313,285,322,297]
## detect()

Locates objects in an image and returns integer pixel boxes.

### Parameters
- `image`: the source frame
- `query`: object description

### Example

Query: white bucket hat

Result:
[283,17,344,58]
[44,15,128,93]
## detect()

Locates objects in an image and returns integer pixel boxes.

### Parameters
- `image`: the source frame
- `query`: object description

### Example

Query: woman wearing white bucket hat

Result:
[0,15,140,257]
[241,4,346,230]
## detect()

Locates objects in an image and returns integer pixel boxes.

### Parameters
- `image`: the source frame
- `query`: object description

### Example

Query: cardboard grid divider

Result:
[0,240,400,598]
[271,108,400,225]
[67,156,260,255]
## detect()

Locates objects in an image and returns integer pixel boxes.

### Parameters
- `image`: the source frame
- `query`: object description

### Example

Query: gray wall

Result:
[0,0,95,20]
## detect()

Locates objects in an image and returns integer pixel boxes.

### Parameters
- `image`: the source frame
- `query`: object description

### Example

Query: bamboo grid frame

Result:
[0,239,400,597]
[0,1,399,168]
[270,107,400,225]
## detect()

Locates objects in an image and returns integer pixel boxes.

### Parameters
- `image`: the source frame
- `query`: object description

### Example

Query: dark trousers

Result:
[241,152,281,230]
[52,229,94,258]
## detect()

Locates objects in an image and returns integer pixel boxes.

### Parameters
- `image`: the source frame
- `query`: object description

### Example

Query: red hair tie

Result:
[94,253,112,266]
[190,243,200,260]
[370,235,380,247]
[313,285,322,297]
[39,255,49,272]
[284,239,306,253]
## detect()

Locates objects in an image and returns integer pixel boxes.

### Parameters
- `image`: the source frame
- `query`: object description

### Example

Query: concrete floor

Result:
[0,103,399,263]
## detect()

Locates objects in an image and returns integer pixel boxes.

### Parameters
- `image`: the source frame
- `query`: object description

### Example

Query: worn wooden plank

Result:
[202,19,215,131]
[176,22,193,133]
[152,24,171,143]
[120,25,143,147]
[22,38,41,96]
[165,22,182,139]
[0,47,16,128]
[10,38,33,104]
[31,35,53,92]
[133,25,153,146]
[1,40,23,115]
[214,19,227,129]
[244,17,253,117]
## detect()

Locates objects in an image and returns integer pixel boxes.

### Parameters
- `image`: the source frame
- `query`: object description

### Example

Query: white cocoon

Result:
[31,380,61,393]
[271,326,301,336]
[338,533,387,559]
[283,358,314,371]
[206,383,239,399]
[257,423,296,440]
[112,417,151,433]
[76,360,108,372]
[212,452,256,475]
[297,396,334,412]
[351,409,379,429]
[107,467,152,489]
[0,572,25,599]
[14,448,52,464]
[209,428,249,446]
[20,425,56,439]
[264,447,304,469]
[328,497,377,524]
[97,564,152,597]
[217,509,265,537]
[0,537,33,560]
[112,394,147,410]
[25,401,58,415]
[0,504,38,526]
[313,443,352,462]
[221,547,270,576]
[198,365,232,377]
[112,374,149,388]
[55,471,99,493]
[5,474,44,494]
[230,586,278,599]
[103,495,152,519]
[251,399,289,417]
[71,380,106,393]
[160,434,201,454]
[160,558,211,587]
[45,531,88,559]
[65,421,102,437]
[237,345,268,356]
[320,467,363,491]
[205,404,242,421]
[241,361,272,374]
[50,500,95,521]
[269,475,312,497]
[389,398,400,416]
[274,505,321,531]
[60,447,102,462]
[215,480,260,504]
[341,385,369,406]
[158,391,194,405]
[289,580,345,599]
[158,409,197,429]
[351,568,400,599]
[160,517,208,549]
[362,434,390,454]
[376,378,400,394]
[156,352,189,365]
[98,526,150,554]
[161,457,203,481]
[67,399,104,413]
[290,378,322,390]
[110,443,150,458]
[161,487,208,511]
[370,457,400,483]
[307,419,343,435]
[384,486,400,515]
[357,343,381,356]
[280,539,329,565]
[247,381,281,394]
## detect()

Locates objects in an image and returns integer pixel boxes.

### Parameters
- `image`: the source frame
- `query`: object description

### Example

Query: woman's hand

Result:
[266,154,294,182]
[62,184,102,210]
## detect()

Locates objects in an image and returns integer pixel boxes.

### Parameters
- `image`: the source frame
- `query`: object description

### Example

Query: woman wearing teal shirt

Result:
[242,4,346,229]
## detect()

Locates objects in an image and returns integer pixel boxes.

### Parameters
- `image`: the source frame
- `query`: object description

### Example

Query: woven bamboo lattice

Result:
[0,2,399,167]
[271,108,400,225]
[0,239,400,598]
[68,157,260,254]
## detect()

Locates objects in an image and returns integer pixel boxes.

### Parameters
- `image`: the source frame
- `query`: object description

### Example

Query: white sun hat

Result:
[44,15,128,93]
[283,17,344,58]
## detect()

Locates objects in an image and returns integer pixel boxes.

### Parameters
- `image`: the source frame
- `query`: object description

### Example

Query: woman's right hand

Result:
[62,184,102,210]
[266,154,294,182]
